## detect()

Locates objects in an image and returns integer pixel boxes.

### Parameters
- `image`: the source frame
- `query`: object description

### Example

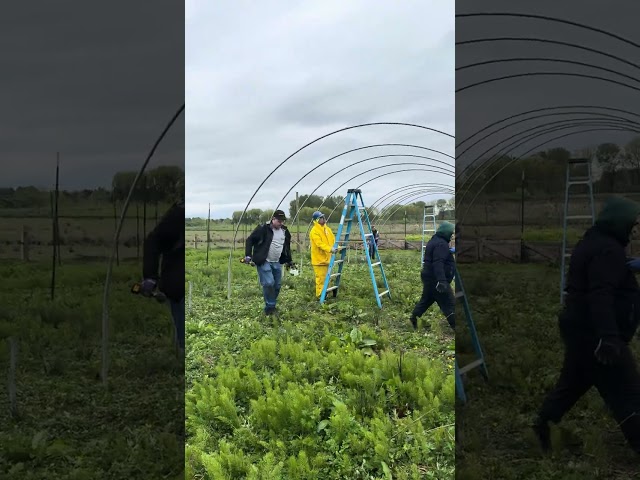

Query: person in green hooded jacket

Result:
[410,221,456,330]
[533,196,640,455]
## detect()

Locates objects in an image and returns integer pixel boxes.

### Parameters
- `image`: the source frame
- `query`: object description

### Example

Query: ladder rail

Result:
[560,159,595,304]
[358,206,383,308]
[455,264,489,404]
[358,195,391,306]
[320,197,350,303]
[319,189,390,307]
[456,269,487,378]
[420,205,437,266]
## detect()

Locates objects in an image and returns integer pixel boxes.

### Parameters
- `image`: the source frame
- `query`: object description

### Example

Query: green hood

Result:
[595,196,640,243]
[436,221,455,241]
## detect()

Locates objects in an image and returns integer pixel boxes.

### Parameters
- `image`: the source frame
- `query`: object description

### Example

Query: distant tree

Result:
[596,142,622,192]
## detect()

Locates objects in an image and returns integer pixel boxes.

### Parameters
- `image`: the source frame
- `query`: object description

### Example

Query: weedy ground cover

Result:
[0,260,183,479]
[456,262,640,479]
[185,248,455,479]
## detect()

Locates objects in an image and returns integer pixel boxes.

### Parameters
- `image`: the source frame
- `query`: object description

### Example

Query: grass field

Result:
[455,263,640,479]
[0,258,184,479]
[185,248,455,479]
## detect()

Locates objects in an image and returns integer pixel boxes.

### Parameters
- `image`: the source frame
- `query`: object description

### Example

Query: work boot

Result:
[410,315,417,330]
[532,417,551,453]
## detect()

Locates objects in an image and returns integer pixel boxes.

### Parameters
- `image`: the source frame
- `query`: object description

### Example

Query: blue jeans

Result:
[257,261,282,312]
[169,297,185,349]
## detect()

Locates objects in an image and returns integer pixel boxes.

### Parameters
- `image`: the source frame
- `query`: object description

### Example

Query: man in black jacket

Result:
[410,221,456,330]
[244,209,293,315]
[140,199,185,350]
[533,196,640,455]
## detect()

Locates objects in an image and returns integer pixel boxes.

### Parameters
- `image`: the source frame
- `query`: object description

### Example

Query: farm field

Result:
[0,201,174,261]
[185,248,455,479]
[455,263,640,479]
[185,220,453,249]
[0,258,184,479]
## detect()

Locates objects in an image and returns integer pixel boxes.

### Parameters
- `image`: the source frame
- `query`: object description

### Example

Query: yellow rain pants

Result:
[309,221,336,297]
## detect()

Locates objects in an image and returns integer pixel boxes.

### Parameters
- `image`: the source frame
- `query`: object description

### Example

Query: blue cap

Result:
[312,211,325,221]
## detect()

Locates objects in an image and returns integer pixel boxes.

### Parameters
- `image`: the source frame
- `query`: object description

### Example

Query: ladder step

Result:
[377,290,389,297]
[335,259,344,264]
[326,286,338,292]
[330,273,341,278]
[371,261,381,266]
[455,291,464,298]
[459,358,485,375]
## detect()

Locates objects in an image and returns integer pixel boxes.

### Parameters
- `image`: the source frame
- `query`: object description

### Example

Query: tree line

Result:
[459,136,640,199]
[0,166,184,209]
[203,194,455,226]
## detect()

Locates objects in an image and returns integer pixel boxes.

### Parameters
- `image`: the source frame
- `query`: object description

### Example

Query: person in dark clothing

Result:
[533,196,640,455]
[244,209,293,315]
[368,226,380,260]
[410,221,456,330]
[140,200,185,351]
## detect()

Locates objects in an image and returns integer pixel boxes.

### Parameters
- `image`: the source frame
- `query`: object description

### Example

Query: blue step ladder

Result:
[454,265,488,403]
[560,158,595,304]
[320,189,391,308]
[420,205,438,267]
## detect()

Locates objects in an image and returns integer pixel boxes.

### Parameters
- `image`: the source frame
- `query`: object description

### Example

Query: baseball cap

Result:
[312,211,325,221]
[273,209,287,221]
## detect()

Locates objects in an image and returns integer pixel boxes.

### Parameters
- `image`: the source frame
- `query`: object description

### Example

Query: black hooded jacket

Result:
[142,202,185,301]
[422,232,455,284]
[562,225,640,343]
[245,223,292,267]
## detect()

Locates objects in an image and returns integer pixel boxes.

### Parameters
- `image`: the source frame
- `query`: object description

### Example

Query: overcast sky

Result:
[0,1,184,191]
[456,0,640,183]
[186,0,454,219]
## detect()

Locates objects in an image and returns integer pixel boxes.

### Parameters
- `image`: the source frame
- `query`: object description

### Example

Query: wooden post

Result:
[21,225,29,261]
[8,337,18,419]
[112,198,120,266]
[404,211,407,250]
[142,175,147,243]
[51,156,60,301]
[136,203,140,259]
[296,192,300,252]
[206,203,211,265]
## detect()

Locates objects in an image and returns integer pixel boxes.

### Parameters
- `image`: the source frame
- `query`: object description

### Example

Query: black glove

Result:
[436,281,448,293]
[594,337,625,366]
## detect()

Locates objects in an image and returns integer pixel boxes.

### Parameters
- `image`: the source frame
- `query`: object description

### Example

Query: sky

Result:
[185,0,455,219]
[0,1,184,191]
[456,0,640,187]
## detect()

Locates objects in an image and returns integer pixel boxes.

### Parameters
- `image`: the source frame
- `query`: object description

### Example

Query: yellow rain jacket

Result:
[310,221,336,265]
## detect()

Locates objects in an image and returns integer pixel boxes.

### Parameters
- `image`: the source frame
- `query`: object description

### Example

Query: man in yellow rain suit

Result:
[309,211,337,298]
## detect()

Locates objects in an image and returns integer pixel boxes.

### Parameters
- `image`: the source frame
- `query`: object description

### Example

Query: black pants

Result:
[412,271,455,329]
[538,324,640,454]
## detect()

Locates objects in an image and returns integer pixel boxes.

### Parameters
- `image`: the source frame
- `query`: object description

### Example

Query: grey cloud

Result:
[456,1,640,169]
[186,0,454,219]
[1,0,184,189]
